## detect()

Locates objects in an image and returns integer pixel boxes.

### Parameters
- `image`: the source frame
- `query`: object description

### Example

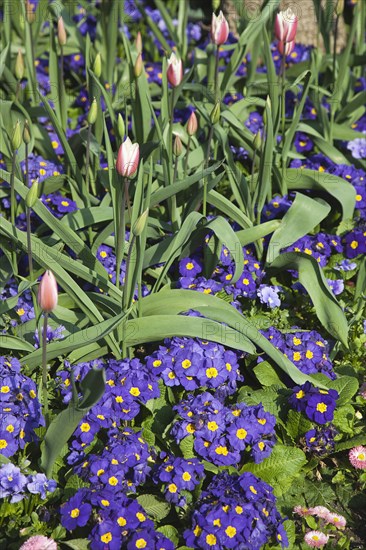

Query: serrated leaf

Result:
[136,494,171,521]
[62,539,90,550]
[179,435,195,459]
[335,434,366,452]
[303,479,336,508]
[286,410,313,440]
[328,376,359,406]
[253,361,285,388]
[240,444,307,496]
[156,525,179,545]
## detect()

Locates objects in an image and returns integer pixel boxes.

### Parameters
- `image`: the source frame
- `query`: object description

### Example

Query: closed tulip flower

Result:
[211,11,229,46]
[57,16,67,46]
[38,270,58,312]
[187,111,198,136]
[167,52,183,87]
[116,137,140,178]
[274,8,298,43]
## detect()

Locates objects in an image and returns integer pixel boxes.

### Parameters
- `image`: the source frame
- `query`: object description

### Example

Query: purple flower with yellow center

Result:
[179,257,202,277]
[53,194,78,214]
[90,519,121,549]
[305,389,338,424]
[0,463,27,503]
[344,229,366,259]
[257,284,281,308]
[294,132,313,153]
[60,491,92,530]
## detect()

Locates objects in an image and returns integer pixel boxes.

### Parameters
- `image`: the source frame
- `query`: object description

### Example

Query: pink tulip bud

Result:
[167,52,183,87]
[211,11,229,46]
[116,137,140,178]
[57,16,67,46]
[187,111,198,136]
[38,271,58,313]
[274,8,298,43]
[278,40,295,56]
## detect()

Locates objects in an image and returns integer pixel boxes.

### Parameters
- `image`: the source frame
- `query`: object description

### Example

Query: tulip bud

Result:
[167,52,183,88]
[11,120,22,151]
[173,134,183,157]
[87,97,98,125]
[116,137,140,178]
[134,53,143,78]
[212,0,220,11]
[23,119,31,145]
[132,208,149,237]
[93,53,102,78]
[117,114,125,140]
[25,0,36,24]
[38,270,58,312]
[274,8,298,43]
[253,131,261,150]
[211,11,229,46]
[135,31,142,54]
[210,100,221,125]
[15,49,25,80]
[26,178,39,207]
[187,111,198,136]
[278,40,295,56]
[335,0,344,15]
[57,16,67,46]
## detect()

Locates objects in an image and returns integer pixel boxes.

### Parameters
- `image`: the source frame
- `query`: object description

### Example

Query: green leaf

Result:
[62,540,90,550]
[286,168,356,221]
[240,444,307,496]
[333,405,355,434]
[267,193,330,262]
[40,367,106,477]
[335,434,366,452]
[286,410,313,440]
[157,526,179,546]
[0,335,35,352]
[136,494,171,521]
[21,310,127,371]
[179,435,195,459]
[303,479,335,508]
[328,376,359,406]
[268,252,349,346]
[253,362,285,388]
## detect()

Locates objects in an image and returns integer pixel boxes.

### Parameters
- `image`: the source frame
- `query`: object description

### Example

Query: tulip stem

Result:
[184,135,191,175]
[26,207,34,279]
[203,124,214,218]
[42,312,49,427]
[214,46,220,101]
[85,123,93,244]
[280,49,287,193]
[10,151,18,274]
[116,182,127,291]
[332,14,340,89]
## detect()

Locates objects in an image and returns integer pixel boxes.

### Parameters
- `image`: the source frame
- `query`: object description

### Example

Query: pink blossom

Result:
[311,505,330,519]
[38,271,58,313]
[167,52,183,87]
[278,40,295,56]
[293,505,315,517]
[359,382,366,399]
[325,512,346,529]
[274,8,298,43]
[116,137,140,178]
[304,531,329,548]
[211,11,229,46]
[349,445,366,469]
[19,536,57,550]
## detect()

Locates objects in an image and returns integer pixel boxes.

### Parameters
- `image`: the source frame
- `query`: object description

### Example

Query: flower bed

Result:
[0,1,365,548]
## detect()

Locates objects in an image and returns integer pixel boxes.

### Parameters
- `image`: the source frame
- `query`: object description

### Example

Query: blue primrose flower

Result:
[289,383,339,424]
[0,463,27,503]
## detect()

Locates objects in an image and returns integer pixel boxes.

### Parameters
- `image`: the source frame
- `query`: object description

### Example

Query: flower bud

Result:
[15,49,25,80]
[26,178,39,208]
[211,11,229,46]
[212,0,220,11]
[167,52,183,88]
[132,208,149,237]
[117,114,125,140]
[274,8,298,43]
[25,0,36,24]
[93,53,102,78]
[57,16,67,46]
[116,137,140,178]
[187,111,198,136]
[253,131,261,150]
[335,0,344,15]
[135,31,142,54]
[38,270,58,313]
[11,120,22,151]
[87,97,98,125]
[173,134,183,157]
[23,119,31,145]
[134,53,143,78]
[210,100,221,125]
